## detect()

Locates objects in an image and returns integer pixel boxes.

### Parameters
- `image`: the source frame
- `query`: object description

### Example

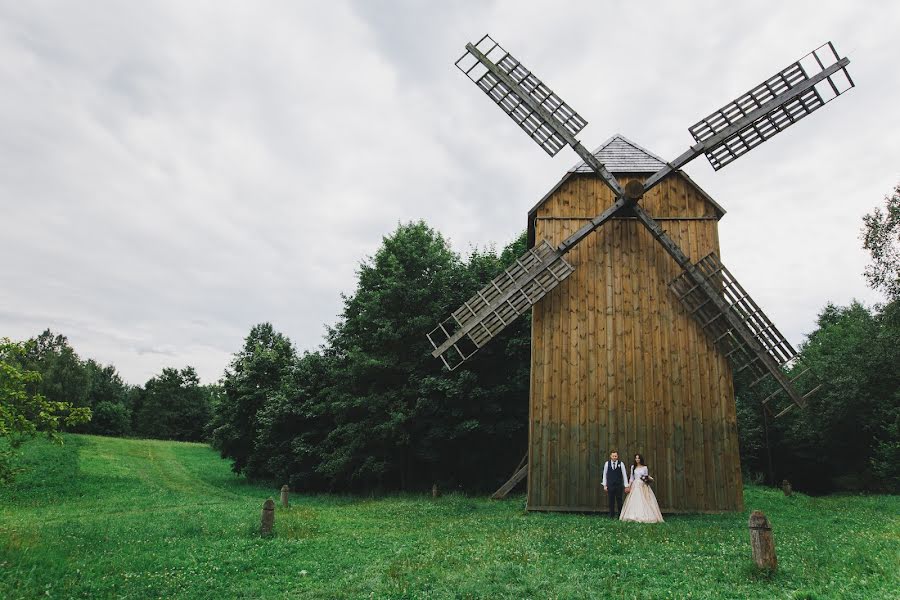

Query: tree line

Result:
[1,330,221,443]
[3,185,898,493]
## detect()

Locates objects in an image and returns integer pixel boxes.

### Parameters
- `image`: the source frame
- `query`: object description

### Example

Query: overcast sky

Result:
[1,1,898,385]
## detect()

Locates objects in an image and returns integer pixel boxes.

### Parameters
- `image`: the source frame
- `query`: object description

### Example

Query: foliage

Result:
[132,367,211,442]
[861,183,900,299]
[320,224,520,491]
[21,330,90,412]
[250,351,333,489]
[210,323,297,474]
[0,339,91,483]
[210,222,531,492]
[80,359,131,436]
[201,383,225,439]
[735,300,900,493]
[2,434,898,599]
[13,330,133,437]
[315,221,478,490]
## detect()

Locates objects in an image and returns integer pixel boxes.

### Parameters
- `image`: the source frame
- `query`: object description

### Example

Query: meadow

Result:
[1,435,897,599]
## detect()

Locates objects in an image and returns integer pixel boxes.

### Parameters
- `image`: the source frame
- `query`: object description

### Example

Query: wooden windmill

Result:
[427,36,854,512]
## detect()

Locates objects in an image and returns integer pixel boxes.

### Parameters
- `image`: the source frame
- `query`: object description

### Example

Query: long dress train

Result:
[619,465,664,523]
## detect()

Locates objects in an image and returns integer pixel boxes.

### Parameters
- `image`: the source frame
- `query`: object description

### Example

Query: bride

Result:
[619,453,664,523]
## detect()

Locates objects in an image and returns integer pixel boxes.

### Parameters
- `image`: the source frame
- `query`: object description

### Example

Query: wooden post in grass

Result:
[281,484,290,508]
[432,483,440,499]
[261,498,275,536]
[781,480,792,496]
[748,510,777,571]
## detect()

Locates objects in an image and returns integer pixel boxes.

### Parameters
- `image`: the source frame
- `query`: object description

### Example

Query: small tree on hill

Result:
[0,338,91,482]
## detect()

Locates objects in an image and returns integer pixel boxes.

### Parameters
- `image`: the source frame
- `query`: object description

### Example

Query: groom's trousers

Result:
[608,485,624,518]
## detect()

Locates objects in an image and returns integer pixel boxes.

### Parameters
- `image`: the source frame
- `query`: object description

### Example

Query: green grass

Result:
[1,435,897,599]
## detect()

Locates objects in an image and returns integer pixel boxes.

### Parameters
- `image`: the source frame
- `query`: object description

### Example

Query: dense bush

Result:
[15,331,132,437]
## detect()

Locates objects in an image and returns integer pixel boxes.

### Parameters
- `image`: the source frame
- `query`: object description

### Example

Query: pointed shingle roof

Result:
[569,134,667,174]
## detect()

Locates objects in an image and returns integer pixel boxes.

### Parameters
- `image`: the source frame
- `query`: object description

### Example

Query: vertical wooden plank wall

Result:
[527,174,744,513]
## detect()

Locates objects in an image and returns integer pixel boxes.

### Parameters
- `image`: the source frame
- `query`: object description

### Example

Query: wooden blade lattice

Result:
[428,240,574,370]
[669,253,814,416]
[455,35,587,156]
[690,42,853,170]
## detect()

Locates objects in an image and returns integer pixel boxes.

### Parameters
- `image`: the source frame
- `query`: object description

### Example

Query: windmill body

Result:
[527,135,741,512]
[430,36,853,512]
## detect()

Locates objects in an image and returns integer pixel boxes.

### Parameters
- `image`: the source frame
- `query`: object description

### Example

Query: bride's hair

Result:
[633,453,645,469]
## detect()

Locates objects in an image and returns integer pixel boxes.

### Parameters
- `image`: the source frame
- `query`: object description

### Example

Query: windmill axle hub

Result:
[622,180,644,200]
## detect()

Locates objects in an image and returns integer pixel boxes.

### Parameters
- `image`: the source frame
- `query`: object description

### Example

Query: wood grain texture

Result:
[526,173,744,512]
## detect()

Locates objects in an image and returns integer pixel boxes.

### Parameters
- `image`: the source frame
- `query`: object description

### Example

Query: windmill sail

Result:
[455,35,587,156]
[689,42,853,171]
[428,241,575,370]
[668,252,813,414]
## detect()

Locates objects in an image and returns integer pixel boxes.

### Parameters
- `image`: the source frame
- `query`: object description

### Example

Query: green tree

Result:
[210,323,296,474]
[316,223,529,491]
[133,367,210,442]
[735,301,900,493]
[0,338,91,482]
[23,330,90,414]
[81,359,131,436]
[250,351,333,488]
[315,222,466,489]
[201,383,225,439]
[862,183,900,299]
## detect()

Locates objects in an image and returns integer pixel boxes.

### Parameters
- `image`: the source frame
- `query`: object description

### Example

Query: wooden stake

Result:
[280,484,290,508]
[748,510,777,570]
[260,498,275,536]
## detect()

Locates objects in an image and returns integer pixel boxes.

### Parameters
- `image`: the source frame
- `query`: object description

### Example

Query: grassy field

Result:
[0,435,897,599]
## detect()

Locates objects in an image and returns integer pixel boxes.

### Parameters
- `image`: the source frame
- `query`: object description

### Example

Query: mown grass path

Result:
[1,435,897,599]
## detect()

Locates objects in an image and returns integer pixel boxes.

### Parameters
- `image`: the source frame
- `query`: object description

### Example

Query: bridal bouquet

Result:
[640,474,654,485]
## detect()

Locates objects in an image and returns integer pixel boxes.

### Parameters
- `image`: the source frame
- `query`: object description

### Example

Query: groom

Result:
[602,450,630,518]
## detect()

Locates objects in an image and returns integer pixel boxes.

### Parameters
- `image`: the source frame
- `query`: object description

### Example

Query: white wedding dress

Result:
[619,465,664,523]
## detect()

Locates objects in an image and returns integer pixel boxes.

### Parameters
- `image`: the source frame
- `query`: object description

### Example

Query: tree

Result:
[22,330,90,413]
[862,183,900,299]
[314,222,470,490]
[133,367,211,442]
[81,359,131,436]
[201,383,225,440]
[316,223,530,491]
[249,351,334,488]
[735,300,900,493]
[0,338,91,482]
[210,323,296,474]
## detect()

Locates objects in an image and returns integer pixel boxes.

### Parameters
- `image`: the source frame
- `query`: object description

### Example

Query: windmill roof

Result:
[569,134,668,174]
[526,133,726,247]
